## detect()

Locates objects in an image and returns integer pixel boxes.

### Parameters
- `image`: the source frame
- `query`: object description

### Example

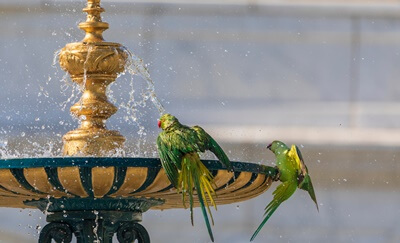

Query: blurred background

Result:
[0,0,400,242]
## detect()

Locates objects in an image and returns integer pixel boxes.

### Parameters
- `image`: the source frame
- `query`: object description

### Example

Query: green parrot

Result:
[156,113,233,242]
[250,140,318,241]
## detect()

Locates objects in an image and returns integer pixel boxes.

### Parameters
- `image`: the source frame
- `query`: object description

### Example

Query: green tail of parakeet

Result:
[180,153,217,241]
[250,140,318,241]
[156,113,233,242]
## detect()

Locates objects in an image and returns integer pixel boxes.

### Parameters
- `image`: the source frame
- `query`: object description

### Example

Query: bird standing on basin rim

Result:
[251,140,318,241]
[156,113,233,242]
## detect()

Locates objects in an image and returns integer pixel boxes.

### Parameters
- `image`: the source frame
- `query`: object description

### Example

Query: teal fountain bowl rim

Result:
[0,157,276,175]
[0,157,277,212]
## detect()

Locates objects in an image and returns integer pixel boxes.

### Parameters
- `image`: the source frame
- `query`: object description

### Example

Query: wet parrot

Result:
[156,113,233,242]
[251,140,318,241]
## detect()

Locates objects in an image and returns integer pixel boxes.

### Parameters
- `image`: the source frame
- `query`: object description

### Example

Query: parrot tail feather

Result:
[251,181,297,241]
[250,203,280,242]
[179,153,216,242]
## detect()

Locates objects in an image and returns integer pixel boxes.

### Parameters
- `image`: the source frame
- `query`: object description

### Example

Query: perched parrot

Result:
[156,113,233,242]
[251,140,318,241]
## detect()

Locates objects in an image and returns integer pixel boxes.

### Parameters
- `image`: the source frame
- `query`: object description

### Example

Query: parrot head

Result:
[267,140,288,154]
[158,113,179,130]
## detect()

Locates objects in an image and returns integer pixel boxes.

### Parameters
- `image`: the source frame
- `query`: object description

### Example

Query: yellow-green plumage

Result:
[250,140,318,241]
[156,114,232,242]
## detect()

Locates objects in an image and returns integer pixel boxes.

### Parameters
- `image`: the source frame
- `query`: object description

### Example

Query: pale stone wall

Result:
[1,1,400,146]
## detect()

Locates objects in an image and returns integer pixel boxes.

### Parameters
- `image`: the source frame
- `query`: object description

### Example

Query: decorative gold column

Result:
[59,0,127,156]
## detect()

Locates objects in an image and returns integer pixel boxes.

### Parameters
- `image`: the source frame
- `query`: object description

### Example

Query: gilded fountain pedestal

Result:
[59,0,127,156]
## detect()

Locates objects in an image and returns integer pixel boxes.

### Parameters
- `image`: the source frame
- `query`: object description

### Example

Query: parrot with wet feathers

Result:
[251,140,318,241]
[156,113,233,242]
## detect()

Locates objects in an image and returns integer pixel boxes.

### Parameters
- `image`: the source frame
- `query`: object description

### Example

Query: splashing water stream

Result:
[0,46,166,159]
[44,196,53,216]
[52,49,61,67]
[122,47,165,115]
[60,78,79,112]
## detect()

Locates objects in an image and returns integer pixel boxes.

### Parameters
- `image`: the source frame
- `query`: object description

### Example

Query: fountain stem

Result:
[59,0,127,156]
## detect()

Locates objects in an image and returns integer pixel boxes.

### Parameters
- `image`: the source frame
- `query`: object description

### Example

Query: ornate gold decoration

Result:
[59,0,127,156]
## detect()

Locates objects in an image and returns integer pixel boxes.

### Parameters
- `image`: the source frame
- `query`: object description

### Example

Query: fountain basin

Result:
[0,158,277,210]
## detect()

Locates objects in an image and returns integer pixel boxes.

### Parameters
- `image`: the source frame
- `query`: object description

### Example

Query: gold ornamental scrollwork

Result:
[59,43,128,78]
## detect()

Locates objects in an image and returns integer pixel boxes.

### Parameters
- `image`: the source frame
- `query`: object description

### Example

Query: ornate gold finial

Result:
[79,0,108,43]
[59,0,127,156]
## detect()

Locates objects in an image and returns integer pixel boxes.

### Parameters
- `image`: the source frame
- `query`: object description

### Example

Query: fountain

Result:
[0,1,278,242]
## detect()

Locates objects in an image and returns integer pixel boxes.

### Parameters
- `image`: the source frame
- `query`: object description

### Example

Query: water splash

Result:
[122,47,165,115]
[52,49,62,67]
[77,44,94,111]
[59,76,79,112]
[0,45,167,159]
[104,47,166,156]
[82,44,94,92]
[0,135,62,159]
[44,195,53,216]
[0,138,9,158]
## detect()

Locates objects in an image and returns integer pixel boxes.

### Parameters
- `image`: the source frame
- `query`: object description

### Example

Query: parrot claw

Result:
[273,166,280,181]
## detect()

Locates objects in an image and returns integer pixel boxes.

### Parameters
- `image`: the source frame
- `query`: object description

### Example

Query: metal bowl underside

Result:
[0,157,277,210]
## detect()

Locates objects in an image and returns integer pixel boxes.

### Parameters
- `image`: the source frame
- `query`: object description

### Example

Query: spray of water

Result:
[105,47,167,156]
[0,45,167,158]
[60,77,79,112]
[0,136,62,159]
[122,47,165,115]
[44,195,54,216]
[52,49,62,67]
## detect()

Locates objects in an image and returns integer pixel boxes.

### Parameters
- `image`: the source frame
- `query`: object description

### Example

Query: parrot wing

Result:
[289,145,308,184]
[157,133,181,187]
[157,126,202,186]
[158,128,217,242]
[169,127,198,153]
[300,175,319,211]
[192,125,233,171]
[289,145,319,211]
[250,180,297,241]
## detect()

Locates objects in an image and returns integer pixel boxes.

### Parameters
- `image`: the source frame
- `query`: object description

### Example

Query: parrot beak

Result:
[157,120,161,128]
[267,143,272,150]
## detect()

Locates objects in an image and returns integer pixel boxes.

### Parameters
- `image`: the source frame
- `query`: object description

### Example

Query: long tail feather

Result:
[195,173,215,242]
[250,203,280,241]
[179,153,217,242]
[251,181,297,241]
[189,169,195,225]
